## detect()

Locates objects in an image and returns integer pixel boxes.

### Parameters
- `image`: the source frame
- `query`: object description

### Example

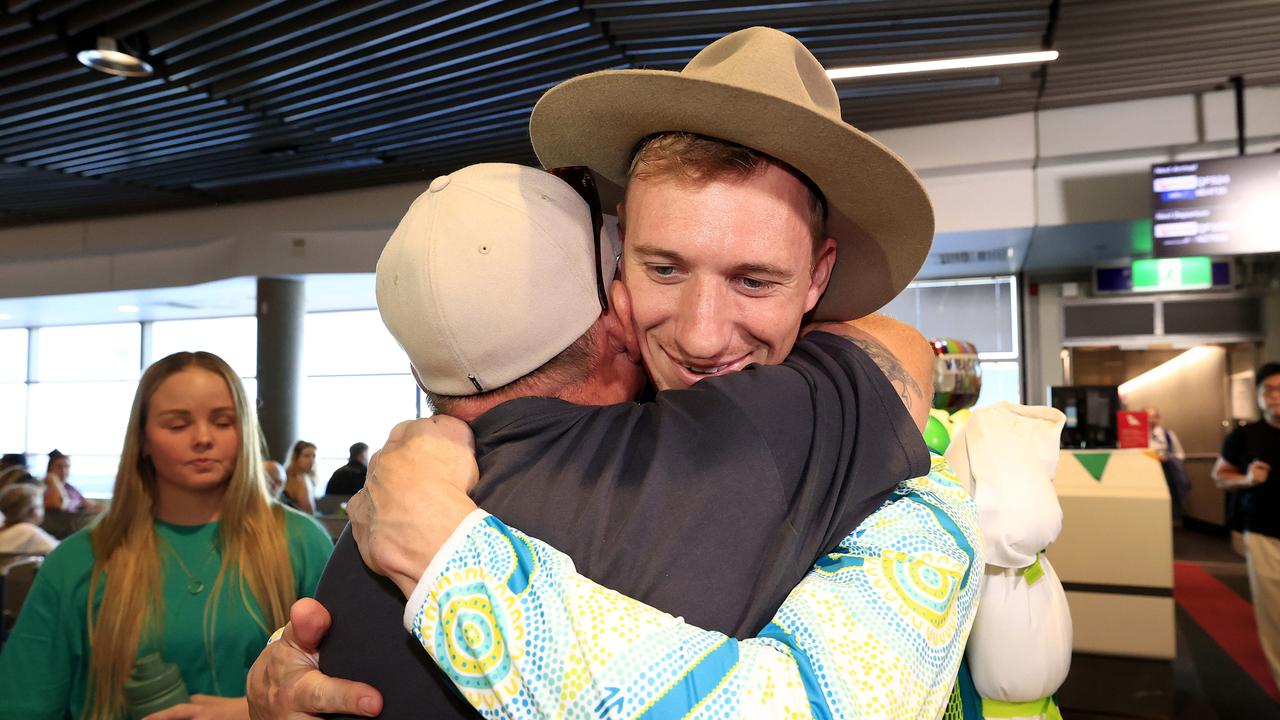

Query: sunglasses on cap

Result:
[547,166,610,312]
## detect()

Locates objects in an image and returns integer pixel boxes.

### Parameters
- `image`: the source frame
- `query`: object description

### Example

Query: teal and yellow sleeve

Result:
[407,454,983,719]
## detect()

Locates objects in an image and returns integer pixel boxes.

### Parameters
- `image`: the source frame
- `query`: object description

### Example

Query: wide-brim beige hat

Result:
[530,26,934,321]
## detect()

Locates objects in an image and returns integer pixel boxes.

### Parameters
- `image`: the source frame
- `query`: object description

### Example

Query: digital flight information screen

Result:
[1151,154,1280,258]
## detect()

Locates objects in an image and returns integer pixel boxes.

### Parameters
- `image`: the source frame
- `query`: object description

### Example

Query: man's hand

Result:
[1248,460,1271,487]
[348,416,480,598]
[245,599,382,719]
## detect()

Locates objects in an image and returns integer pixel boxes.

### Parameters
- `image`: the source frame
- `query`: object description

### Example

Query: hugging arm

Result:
[405,455,980,719]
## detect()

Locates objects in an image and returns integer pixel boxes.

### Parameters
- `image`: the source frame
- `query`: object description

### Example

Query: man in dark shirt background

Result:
[1214,361,1280,691]
[325,442,368,496]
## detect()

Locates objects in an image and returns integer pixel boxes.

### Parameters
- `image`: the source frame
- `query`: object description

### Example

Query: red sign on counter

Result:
[1116,411,1150,449]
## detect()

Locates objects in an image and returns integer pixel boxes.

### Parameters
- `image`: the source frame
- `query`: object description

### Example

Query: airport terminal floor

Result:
[1061,526,1280,719]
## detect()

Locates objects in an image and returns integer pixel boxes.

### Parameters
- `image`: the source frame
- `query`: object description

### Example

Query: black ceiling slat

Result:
[164,0,432,81]
[36,119,279,172]
[2,0,1279,229]
[0,67,119,107]
[207,0,566,100]
[149,0,306,54]
[267,26,610,125]
[0,11,31,37]
[104,0,221,39]
[64,0,158,37]
[0,28,56,57]
[5,109,253,163]
[69,126,316,176]
[33,0,91,22]
[0,46,70,81]
[0,94,225,149]
[223,4,591,108]
[0,63,85,97]
[297,50,621,139]
[0,78,178,127]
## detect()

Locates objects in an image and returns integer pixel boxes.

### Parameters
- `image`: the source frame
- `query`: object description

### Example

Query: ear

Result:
[409,365,429,394]
[804,237,838,313]
[604,279,641,362]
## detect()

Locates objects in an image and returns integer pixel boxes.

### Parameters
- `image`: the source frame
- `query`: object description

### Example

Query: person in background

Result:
[263,461,288,503]
[1147,407,1189,524]
[0,453,26,472]
[323,442,367,497]
[284,440,318,515]
[0,351,333,719]
[42,449,101,514]
[1213,362,1280,691]
[0,483,58,557]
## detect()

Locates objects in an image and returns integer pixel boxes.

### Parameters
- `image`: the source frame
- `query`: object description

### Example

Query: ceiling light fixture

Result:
[117,304,140,313]
[76,36,154,78]
[827,50,1059,80]
[0,313,12,321]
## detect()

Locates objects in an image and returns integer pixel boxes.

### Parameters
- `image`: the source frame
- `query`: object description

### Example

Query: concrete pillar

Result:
[256,278,304,462]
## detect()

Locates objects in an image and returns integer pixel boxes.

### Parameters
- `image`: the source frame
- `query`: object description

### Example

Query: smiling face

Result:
[144,367,240,499]
[619,162,836,391]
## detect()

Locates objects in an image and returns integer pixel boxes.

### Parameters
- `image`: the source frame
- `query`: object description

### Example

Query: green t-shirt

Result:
[0,506,333,719]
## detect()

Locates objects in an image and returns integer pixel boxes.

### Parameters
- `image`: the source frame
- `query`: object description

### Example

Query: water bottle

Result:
[124,653,190,719]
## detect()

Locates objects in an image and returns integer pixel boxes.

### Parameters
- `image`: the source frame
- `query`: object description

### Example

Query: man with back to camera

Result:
[246,27,963,718]
[1213,362,1280,690]
[325,442,369,496]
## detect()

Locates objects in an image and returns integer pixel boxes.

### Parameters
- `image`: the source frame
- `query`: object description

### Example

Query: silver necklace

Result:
[165,541,218,595]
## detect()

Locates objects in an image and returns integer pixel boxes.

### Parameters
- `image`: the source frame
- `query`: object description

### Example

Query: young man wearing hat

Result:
[247,27,964,719]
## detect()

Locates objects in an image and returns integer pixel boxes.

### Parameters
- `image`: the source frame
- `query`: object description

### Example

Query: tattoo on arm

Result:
[848,336,923,413]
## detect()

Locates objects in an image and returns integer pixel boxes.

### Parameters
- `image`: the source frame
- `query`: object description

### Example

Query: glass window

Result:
[151,316,257,377]
[27,381,138,457]
[37,323,141,381]
[303,310,410,376]
[976,361,1022,407]
[881,277,1018,355]
[0,383,25,451]
[0,329,27,381]
[60,454,123,498]
[298,375,418,478]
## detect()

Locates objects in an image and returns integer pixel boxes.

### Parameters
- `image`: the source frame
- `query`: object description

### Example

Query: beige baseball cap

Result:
[376,163,610,396]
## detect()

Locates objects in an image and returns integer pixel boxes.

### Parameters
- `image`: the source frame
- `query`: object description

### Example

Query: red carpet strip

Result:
[1174,560,1280,702]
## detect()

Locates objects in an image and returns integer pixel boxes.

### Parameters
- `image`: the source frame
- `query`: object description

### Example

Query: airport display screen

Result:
[1151,154,1280,258]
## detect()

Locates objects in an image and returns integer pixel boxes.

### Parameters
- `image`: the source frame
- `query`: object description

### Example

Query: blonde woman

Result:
[283,440,317,514]
[0,351,333,719]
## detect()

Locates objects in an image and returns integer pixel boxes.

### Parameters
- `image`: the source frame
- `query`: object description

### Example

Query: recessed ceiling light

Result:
[77,36,154,78]
[0,313,12,321]
[827,50,1059,80]
[117,304,140,313]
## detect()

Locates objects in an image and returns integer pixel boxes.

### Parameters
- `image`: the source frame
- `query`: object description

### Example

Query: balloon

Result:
[924,414,952,454]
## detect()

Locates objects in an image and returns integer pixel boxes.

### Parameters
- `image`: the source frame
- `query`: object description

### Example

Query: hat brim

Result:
[531,69,934,320]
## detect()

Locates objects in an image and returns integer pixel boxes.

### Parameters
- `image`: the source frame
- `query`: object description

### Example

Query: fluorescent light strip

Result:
[827,50,1059,80]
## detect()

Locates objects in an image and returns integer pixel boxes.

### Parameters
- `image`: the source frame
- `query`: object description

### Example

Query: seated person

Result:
[0,351,334,719]
[0,484,59,558]
[284,441,318,514]
[324,443,368,497]
[42,450,100,514]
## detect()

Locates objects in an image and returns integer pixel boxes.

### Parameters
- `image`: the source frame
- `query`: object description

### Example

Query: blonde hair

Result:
[85,351,296,719]
[0,483,40,525]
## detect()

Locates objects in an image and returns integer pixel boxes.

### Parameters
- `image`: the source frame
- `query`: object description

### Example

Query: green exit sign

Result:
[1132,257,1212,291]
